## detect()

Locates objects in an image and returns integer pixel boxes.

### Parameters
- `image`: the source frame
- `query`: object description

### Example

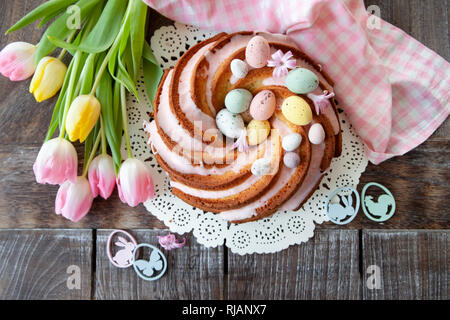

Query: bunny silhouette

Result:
[328,194,356,222]
[112,236,136,267]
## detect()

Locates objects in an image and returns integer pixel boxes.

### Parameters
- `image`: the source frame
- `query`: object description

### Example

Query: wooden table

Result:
[0,0,448,300]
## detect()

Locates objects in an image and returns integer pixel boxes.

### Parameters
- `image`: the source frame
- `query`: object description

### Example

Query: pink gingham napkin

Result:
[143,0,450,164]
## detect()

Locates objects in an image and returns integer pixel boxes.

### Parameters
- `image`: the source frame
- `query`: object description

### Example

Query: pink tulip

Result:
[88,154,116,199]
[117,158,155,207]
[55,177,93,222]
[33,137,78,185]
[0,42,36,81]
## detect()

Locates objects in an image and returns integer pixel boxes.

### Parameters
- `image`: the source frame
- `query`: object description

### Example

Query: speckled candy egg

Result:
[247,119,271,146]
[225,88,253,114]
[283,152,301,168]
[282,133,302,152]
[230,59,248,79]
[285,68,319,94]
[251,158,272,176]
[281,96,313,126]
[245,36,270,68]
[308,123,326,144]
[216,109,245,139]
[249,90,276,121]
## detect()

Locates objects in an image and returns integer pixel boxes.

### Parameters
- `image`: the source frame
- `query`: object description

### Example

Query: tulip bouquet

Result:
[0,0,163,222]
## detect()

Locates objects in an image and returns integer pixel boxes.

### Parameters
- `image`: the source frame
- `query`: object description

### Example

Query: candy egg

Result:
[245,36,270,68]
[251,158,272,176]
[230,59,248,79]
[216,109,245,139]
[247,119,270,146]
[283,152,300,168]
[250,90,276,121]
[282,133,302,152]
[281,96,312,126]
[308,123,326,144]
[285,68,319,94]
[225,88,253,114]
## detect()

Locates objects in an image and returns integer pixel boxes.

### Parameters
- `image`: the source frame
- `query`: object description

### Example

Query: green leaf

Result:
[143,58,163,110]
[45,57,76,141]
[47,0,127,54]
[129,0,147,81]
[37,7,66,29]
[35,0,103,63]
[143,41,159,65]
[6,0,78,34]
[79,53,96,95]
[96,61,122,172]
[142,42,163,109]
[84,130,94,165]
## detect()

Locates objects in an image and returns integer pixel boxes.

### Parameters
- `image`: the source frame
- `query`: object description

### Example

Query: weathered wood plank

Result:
[362,230,448,300]
[227,230,361,299]
[325,140,450,229]
[0,229,92,300]
[95,229,224,299]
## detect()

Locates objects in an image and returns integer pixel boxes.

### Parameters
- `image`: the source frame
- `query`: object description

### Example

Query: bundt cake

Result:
[145,31,342,224]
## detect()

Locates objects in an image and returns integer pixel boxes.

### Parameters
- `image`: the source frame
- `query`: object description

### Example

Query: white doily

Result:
[123,23,368,255]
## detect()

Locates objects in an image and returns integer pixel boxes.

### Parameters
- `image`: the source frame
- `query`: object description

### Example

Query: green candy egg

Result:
[285,68,319,94]
[225,88,253,114]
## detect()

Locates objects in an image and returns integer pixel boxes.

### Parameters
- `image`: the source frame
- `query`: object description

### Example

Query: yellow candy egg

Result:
[281,96,312,126]
[247,119,270,146]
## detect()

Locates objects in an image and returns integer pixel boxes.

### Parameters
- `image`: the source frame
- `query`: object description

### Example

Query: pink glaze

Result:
[169,129,279,198]
[158,70,230,161]
[170,174,261,199]
[147,120,263,175]
[280,142,325,211]
[217,120,293,222]
[218,164,296,221]
[178,42,218,130]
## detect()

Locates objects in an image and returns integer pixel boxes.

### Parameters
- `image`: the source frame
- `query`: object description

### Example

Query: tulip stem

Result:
[59,51,82,138]
[57,29,77,61]
[120,84,133,159]
[100,115,107,155]
[82,131,102,178]
[89,2,132,96]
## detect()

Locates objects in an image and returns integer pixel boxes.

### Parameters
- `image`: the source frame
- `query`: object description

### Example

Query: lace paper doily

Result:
[123,23,368,255]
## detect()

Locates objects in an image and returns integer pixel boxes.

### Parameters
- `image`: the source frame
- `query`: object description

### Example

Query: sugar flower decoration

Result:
[232,129,249,153]
[158,234,186,250]
[267,50,296,78]
[307,90,335,115]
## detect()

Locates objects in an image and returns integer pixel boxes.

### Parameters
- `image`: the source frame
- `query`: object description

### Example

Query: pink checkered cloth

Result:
[143,0,450,164]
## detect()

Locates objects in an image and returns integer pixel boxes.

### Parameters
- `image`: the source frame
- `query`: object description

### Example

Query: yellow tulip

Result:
[66,94,101,143]
[29,56,67,102]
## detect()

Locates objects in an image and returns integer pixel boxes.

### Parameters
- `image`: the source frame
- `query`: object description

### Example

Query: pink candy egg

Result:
[308,123,326,144]
[250,90,276,121]
[245,36,270,68]
[283,152,300,168]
